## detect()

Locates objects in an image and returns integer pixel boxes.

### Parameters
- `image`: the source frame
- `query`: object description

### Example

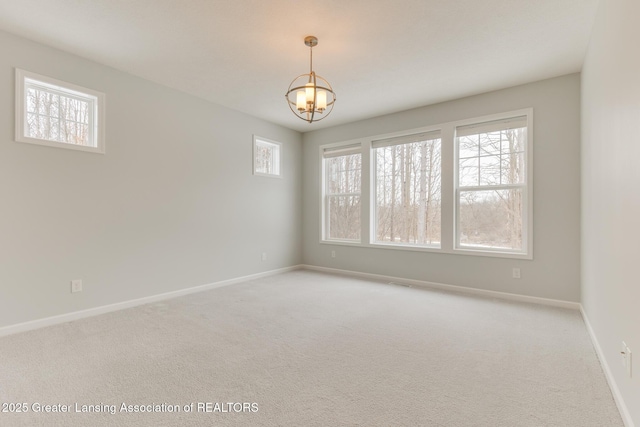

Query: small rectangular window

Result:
[253,136,282,177]
[372,131,442,247]
[455,115,529,254]
[15,69,105,153]
[322,144,362,242]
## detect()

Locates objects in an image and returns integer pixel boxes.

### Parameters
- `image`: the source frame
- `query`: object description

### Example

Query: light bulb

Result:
[317,90,327,111]
[305,83,315,105]
[296,90,306,111]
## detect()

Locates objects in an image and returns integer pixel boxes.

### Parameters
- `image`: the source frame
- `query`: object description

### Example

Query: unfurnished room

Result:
[0,1,638,426]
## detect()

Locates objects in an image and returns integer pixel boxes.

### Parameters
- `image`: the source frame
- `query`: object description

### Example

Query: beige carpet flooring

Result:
[0,270,623,426]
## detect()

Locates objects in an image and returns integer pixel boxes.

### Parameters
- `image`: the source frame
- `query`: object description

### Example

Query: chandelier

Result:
[285,36,336,123]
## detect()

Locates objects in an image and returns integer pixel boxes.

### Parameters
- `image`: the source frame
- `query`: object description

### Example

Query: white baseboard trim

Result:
[0,265,302,338]
[580,306,635,427]
[300,264,581,310]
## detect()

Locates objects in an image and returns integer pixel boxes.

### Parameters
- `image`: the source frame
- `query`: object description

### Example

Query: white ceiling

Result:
[0,0,598,133]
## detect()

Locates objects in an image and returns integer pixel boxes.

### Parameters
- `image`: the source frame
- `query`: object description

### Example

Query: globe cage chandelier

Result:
[285,36,336,123]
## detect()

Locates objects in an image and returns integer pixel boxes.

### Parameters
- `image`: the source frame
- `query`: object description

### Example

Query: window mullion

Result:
[440,124,455,253]
[360,139,371,245]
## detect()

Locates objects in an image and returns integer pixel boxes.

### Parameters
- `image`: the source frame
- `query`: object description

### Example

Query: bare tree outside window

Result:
[374,137,441,246]
[325,152,361,240]
[254,138,281,176]
[16,70,104,154]
[457,121,526,251]
[25,86,92,146]
[320,110,531,257]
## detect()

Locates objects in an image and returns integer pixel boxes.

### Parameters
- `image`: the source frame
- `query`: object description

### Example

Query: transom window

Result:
[15,69,105,153]
[253,136,282,177]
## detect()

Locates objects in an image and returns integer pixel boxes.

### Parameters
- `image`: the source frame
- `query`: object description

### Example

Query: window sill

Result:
[320,239,362,247]
[453,247,532,260]
[369,242,442,254]
[15,136,104,154]
[320,240,532,260]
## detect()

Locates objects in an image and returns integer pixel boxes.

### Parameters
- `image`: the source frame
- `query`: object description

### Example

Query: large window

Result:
[15,69,105,154]
[319,109,532,259]
[455,116,528,253]
[373,132,441,247]
[322,144,362,241]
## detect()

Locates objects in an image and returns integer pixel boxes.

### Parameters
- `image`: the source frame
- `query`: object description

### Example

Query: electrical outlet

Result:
[331,250,336,258]
[261,252,267,262]
[71,279,82,293]
[512,268,521,279]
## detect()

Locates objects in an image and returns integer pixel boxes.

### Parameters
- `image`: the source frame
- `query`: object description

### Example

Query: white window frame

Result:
[15,68,105,154]
[253,136,282,178]
[453,109,533,259]
[320,141,363,244]
[371,130,443,249]
[318,108,533,260]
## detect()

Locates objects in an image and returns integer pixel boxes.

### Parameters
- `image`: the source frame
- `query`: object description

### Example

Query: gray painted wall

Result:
[581,0,640,422]
[0,30,302,328]
[303,74,581,302]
